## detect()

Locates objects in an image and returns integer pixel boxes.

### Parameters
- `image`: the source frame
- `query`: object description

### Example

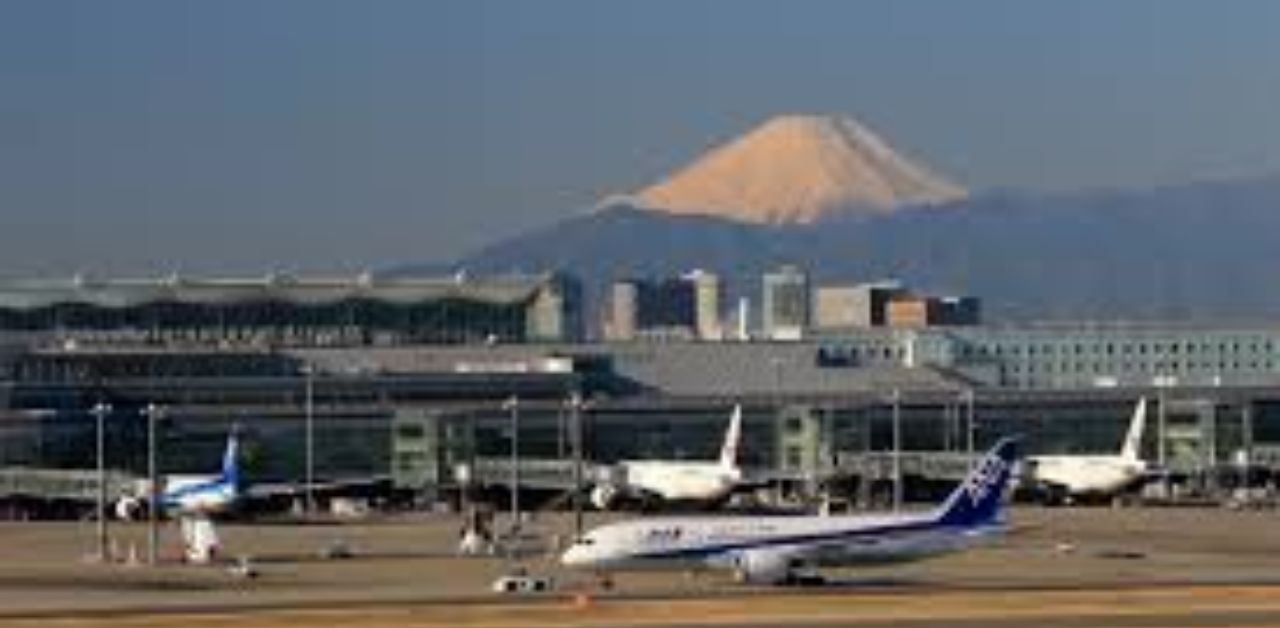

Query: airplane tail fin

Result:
[1120,398,1147,461]
[219,429,241,487]
[718,405,743,470]
[935,437,1019,528]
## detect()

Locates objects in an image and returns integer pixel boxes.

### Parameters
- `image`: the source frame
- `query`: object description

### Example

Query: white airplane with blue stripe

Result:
[561,438,1019,585]
[162,432,241,515]
[116,431,242,519]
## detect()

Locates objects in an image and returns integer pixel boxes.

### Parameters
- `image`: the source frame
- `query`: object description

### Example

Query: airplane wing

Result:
[734,467,818,491]
[245,476,390,499]
[237,477,391,517]
[243,483,306,500]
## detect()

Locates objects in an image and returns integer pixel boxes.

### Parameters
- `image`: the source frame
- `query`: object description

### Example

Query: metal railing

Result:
[0,467,136,500]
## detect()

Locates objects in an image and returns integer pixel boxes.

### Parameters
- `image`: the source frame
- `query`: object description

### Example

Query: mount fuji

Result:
[396,115,1280,324]
[634,114,966,224]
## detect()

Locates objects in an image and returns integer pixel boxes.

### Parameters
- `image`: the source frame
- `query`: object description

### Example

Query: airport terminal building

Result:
[3,273,1280,512]
[0,272,583,347]
[811,324,1280,389]
[2,337,1280,508]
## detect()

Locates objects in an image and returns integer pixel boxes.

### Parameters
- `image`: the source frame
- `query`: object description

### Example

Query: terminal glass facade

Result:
[0,274,583,346]
[813,326,1280,389]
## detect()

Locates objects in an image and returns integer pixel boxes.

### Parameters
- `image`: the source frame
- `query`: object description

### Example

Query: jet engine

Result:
[114,495,144,521]
[731,548,796,585]
[590,484,620,510]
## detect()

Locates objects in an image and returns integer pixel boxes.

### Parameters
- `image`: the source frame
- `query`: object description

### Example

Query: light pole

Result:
[569,392,586,539]
[91,401,112,562]
[942,398,954,453]
[1153,373,1172,497]
[556,404,567,460]
[503,395,520,554]
[1156,377,1168,471]
[1240,402,1253,494]
[964,388,975,459]
[822,403,835,473]
[891,388,902,513]
[141,403,164,565]
[457,410,477,542]
[303,364,315,515]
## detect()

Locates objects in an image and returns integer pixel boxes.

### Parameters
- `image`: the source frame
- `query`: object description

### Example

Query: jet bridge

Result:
[0,467,136,502]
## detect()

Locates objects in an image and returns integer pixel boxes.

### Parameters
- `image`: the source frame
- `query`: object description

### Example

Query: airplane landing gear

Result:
[594,572,614,591]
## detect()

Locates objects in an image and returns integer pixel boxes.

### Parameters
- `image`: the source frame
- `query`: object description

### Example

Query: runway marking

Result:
[9,584,1280,627]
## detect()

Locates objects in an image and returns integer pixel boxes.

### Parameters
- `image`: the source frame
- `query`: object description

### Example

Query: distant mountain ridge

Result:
[422,175,1280,323]
[634,114,967,224]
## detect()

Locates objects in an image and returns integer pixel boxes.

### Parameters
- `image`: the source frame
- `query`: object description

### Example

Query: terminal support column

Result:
[91,402,112,562]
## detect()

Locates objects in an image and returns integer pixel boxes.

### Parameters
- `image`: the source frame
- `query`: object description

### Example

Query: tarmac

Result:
[3,506,1280,626]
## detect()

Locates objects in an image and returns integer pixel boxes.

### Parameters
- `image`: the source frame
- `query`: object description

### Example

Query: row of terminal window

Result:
[967,341,1275,359]
[819,341,1278,367]
[1009,361,1273,374]
[815,346,902,366]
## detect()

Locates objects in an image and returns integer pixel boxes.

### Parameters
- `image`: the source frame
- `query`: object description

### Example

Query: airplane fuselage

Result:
[117,474,238,520]
[593,405,745,510]
[618,461,741,503]
[562,512,998,575]
[566,438,1020,585]
[1025,455,1146,496]
[1021,397,1151,499]
[162,474,238,515]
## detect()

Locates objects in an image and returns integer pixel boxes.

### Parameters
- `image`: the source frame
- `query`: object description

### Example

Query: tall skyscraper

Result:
[684,269,723,341]
[605,276,698,341]
[606,280,640,340]
[762,265,810,341]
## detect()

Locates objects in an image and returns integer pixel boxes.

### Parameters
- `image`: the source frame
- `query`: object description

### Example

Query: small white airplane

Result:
[590,405,744,510]
[563,437,1019,585]
[1021,397,1150,502]
[115,431,242,563]
[116,430,242,520]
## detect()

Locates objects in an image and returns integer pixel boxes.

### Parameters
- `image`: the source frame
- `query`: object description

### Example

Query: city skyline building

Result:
[685,269,723,341]
[605,270,726,342]
[763,265,810,341]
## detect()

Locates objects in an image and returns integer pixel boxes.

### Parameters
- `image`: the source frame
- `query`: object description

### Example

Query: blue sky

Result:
[2,1,1279,274]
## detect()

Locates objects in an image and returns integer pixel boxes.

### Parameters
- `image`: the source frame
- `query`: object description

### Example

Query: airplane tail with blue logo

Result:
[219,429,240,488]
[934,437,1019,528]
